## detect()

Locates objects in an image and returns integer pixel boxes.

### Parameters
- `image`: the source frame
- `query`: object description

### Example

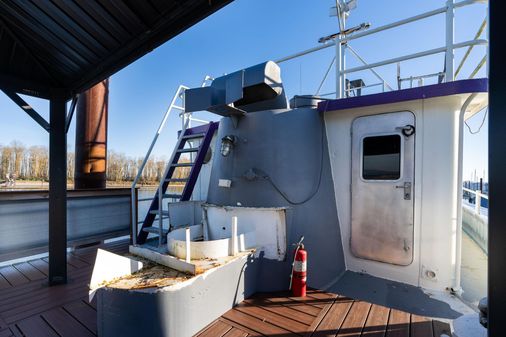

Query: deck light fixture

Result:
[220,135,237,157]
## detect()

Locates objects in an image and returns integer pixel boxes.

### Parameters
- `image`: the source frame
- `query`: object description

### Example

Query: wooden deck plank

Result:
[336,301,371,336]
[63,300,97,334]
[410,314,434,337]
[197,320,232,337]
[218,318,262,337]
[310,296,354,337]
[0,329,13,337]
[15,315,59,337]
[385,309,410,337]
[0,317,6,330]
[252,293,322,317]
[0,266,29,286]
[432,320,452,337]
[223,308,292,336]
[361,304,390,337]
[67,255,90,269]
[243,298,315,325]
[0,271,93,323]
[41,307,95,337]
[13,262,46,281]
[235,301,309,335]
[28,259,49,276]
[0,275,11,290]
[223,327,249,337]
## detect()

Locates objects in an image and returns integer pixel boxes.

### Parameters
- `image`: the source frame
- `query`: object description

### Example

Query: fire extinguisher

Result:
[290,236,307,297]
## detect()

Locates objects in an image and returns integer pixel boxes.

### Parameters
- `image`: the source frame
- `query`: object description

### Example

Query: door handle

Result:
[395,182,412,200]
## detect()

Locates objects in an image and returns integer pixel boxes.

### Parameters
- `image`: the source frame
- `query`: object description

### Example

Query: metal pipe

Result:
[185,228,191,263]
[74,79,108,189]
[336,39,342,98]
[445,0,455,82]
[455,18,487,78]
[316,57,336,95]
[469,55,487,78]
[454,93,478,293]
[343,39,487,74]
[346,45,394,91]
[275,0,485,65]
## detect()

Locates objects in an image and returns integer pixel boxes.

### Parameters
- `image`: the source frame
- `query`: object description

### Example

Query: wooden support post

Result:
[49,97,67,285]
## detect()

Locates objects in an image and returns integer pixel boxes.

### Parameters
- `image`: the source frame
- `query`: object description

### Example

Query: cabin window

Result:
[362,134,401,180]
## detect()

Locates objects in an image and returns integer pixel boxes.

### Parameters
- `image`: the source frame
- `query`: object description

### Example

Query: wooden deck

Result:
[0,239,129,337]
[196,290,452,337]
[0,240,452,337]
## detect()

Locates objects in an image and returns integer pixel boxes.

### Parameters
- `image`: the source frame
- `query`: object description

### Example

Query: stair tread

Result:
[162,193,182,199]
[177,147,199,153]
[149,210,170,216]
[142,227,169,235]
[165,178,188,182]
[171,162,193,167]
[182,132,205,140]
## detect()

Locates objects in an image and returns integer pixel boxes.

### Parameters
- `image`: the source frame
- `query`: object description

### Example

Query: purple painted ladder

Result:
[137,122,219,244]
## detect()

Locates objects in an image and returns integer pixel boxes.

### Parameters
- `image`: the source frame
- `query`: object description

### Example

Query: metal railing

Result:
[463,187,489,216]
[275,0,488,98]
[462,187,488,253]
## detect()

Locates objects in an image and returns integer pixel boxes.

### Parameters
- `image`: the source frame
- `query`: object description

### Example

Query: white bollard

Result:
[185,227,191,263]
[231,216,238,256]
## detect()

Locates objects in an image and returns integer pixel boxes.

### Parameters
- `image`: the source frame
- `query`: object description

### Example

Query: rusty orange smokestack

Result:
[74,79,108,189]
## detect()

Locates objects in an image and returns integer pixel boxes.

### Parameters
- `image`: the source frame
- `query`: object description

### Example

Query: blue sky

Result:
[0,0,488,181]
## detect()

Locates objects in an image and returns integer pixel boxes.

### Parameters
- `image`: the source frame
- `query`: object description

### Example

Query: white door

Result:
[351,111,415,266]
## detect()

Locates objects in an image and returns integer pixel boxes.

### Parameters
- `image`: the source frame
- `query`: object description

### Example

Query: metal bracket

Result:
[2,90,50,132]
[65,94,79,134]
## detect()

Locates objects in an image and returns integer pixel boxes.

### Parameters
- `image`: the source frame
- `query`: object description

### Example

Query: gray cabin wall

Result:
[207,107,345,291]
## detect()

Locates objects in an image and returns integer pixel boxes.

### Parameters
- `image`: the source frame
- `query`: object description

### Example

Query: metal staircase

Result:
[130,77,217,247]
[136,122,218,245]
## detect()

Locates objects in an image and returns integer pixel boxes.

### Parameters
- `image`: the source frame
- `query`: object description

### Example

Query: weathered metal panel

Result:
[0,190,130,261]
[350,111,415,266]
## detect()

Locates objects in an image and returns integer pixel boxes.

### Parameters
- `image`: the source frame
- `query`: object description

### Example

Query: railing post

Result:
[335,38,342,99]
[475,191,482,215]
[341,42,347,98]
[445,0,455,82]
[131,187,137,245]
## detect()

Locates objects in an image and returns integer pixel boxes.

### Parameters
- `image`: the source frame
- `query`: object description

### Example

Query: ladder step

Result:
[165,178,188,183]
[171,162,193,167]
[182,132,206,140]
[142,226,169,236]
[149,210,170,216]
[176,147,199,153]
[162,193,182,199]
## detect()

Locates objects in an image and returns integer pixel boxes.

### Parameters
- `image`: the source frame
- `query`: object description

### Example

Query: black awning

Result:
[0,0,232,99]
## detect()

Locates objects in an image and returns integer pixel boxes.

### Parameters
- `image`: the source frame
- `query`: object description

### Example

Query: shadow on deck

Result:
[196,289,452,337]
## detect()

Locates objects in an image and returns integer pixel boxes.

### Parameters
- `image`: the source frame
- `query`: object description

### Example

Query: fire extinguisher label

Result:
[294,260,307,272]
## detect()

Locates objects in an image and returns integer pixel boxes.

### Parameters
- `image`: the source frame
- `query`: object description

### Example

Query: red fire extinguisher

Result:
[290,236,307,297]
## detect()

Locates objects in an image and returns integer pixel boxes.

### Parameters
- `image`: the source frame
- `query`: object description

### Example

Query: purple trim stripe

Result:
[318,78,488,112]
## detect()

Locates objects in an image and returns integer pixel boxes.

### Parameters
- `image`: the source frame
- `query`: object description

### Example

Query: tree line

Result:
[0,141,189,184]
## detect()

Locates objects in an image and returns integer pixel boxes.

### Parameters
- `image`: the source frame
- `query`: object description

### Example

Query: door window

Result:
[362,134,401,180]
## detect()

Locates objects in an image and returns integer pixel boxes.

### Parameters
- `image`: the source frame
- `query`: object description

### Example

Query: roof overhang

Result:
[0,0,233,100]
